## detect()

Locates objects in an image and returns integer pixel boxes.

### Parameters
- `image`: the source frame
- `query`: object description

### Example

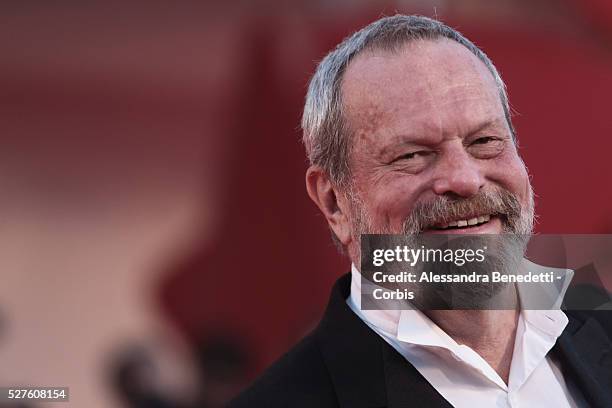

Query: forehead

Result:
[341,39,504,145]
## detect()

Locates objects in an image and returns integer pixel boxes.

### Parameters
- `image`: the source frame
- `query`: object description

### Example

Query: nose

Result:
[432,146,484,198]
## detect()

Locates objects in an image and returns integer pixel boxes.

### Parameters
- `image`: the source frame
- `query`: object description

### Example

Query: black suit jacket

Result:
[229,274,612,407]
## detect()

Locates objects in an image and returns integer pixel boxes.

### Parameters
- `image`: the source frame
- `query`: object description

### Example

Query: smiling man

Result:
[229,15,611,408]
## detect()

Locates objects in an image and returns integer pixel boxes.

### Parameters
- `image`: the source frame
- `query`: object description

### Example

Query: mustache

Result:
[402,187,526,234]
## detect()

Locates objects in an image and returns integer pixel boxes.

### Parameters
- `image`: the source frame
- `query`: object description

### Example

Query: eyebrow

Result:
[465,118,506,137]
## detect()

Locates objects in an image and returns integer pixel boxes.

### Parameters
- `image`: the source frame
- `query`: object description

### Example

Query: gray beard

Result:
[352,184,535,310]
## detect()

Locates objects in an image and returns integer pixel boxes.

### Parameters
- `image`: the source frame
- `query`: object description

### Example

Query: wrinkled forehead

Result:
[340,38,504,144]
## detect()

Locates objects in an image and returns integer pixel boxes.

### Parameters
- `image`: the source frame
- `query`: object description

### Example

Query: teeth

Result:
[436,214,493,230]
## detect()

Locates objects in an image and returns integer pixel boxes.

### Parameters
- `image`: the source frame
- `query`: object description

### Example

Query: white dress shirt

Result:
[347,263,586,408]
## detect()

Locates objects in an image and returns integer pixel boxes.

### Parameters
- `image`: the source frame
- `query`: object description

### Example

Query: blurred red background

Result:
[1,1,611,407]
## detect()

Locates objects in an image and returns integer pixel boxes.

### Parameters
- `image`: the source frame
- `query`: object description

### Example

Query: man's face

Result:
[340,39,533,261]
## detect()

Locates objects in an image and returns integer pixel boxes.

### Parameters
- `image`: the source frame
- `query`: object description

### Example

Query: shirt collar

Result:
[349,260,571,346]
[349,261,571,391]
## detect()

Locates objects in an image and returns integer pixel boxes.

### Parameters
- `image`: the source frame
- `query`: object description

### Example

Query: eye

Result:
[389,150,433,174]
[472,136,496,145]
[394,151,431,162]
[467,136,505,158]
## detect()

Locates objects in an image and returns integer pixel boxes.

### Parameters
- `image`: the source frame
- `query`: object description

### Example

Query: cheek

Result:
[361,176,422,228]
[487,151,530,201]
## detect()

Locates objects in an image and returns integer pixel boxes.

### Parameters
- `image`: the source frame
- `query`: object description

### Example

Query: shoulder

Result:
[228,333,337,408]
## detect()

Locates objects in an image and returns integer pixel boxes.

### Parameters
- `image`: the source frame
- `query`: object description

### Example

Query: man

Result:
[229,15,611,407]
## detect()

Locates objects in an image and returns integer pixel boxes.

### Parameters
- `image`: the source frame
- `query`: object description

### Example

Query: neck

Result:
[425,308,519,383]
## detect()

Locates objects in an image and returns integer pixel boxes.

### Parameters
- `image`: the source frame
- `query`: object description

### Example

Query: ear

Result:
[305,166,353,246]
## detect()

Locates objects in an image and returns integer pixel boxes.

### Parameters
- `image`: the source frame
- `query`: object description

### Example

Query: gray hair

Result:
[301,14,515,188]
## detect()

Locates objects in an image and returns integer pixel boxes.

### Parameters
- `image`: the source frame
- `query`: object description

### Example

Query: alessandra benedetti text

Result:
[372,271,556,284]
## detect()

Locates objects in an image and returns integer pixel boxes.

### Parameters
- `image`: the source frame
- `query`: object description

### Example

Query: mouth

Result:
[423,213,504,234]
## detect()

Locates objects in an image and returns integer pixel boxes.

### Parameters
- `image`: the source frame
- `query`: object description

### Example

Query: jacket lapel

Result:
[315,274,387,407]
[381,340,453,408]
[315,274,452,408]
[555,311,612,408]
